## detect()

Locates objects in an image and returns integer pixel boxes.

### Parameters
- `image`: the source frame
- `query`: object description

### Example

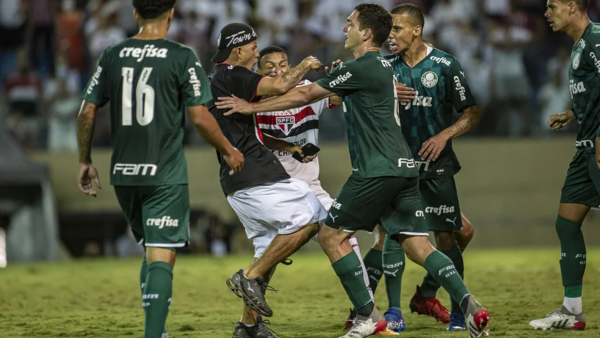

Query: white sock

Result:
[349,236,374,299]
[563,297,583,315]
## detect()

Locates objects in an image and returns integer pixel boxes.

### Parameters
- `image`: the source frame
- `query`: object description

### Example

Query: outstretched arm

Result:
[256,56,322,96]
[217,83,335,116]
[419,105,480,162]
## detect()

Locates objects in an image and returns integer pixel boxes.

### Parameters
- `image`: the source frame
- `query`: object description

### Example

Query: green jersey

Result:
[386,48,476,178]
[569,22,600,145]
[81,39,212,186]
[317,51,417,179]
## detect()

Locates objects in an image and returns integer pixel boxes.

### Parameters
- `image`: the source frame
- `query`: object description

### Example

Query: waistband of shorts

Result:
[576,140,595,150]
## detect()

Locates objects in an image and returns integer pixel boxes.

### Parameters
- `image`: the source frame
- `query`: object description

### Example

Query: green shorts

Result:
[560,149,600,207]
[325,176,428,236]
[114,184,190,249]
[420,177,462,232]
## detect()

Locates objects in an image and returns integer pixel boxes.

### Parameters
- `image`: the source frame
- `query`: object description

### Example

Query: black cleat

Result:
[231,316,279,338]
[226,270,277,317]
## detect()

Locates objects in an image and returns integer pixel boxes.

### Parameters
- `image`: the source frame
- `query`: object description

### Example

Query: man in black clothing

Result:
[208,23,325,337]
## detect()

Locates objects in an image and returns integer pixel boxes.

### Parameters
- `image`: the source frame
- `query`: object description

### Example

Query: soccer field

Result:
[1,249,599,337]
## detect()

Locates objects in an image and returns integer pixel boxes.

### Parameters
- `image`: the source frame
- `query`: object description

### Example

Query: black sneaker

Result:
[231,316,279,338]
[226,270,276,317]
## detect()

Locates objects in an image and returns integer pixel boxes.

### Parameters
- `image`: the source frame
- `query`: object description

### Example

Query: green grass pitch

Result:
[1,249,599,337]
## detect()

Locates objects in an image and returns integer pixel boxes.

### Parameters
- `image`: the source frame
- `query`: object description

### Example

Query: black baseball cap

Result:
[211,23,258,63]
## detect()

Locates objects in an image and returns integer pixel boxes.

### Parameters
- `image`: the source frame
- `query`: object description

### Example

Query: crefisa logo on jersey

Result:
[454,76,467,101]
[421,71,438,88]
[188,68,202,97]
[276,116,295,135]
[430,56,451,66]
[87,65,103,94]
[119,45,168,63]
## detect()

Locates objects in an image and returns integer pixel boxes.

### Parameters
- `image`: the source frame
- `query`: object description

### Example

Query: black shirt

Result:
[207,64,290,195]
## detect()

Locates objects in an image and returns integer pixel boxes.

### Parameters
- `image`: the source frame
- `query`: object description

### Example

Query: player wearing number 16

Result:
[76,1,243,337]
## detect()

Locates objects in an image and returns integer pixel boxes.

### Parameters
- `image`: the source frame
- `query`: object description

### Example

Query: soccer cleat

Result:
[409,286,450,324]
[231,316,279,338]
[529,308,586,331]
[383,308,406,332]
[447,313,466,331]
[226,270,277,317]
[465,296,490,338]
[344,308,357,329]
[340,318,388,338]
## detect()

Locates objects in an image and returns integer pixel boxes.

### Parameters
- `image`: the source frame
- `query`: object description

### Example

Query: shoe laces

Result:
[428,298,449,316]
[257,317,279,337]
[256,278,278,293]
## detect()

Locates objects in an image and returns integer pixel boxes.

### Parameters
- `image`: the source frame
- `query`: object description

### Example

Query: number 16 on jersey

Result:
[121,67,155,126]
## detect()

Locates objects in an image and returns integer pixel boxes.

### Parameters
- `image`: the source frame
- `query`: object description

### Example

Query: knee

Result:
[145,247,176,266]
[318,226,345,252]
[461,219,475,241]
[434,231,455,251]
[373,224,386,250]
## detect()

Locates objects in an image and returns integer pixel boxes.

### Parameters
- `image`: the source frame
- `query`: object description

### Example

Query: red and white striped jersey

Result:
[257,80,332,184]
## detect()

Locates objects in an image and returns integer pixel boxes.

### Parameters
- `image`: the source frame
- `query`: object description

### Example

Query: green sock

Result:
[141,257,168,336]
[143,262,173,338]
[333,252,374,317]
[556,216,586,297]
[424,251,470,314]
[383,235,405,309]
[362,248,384,294]
[439,244,464,314]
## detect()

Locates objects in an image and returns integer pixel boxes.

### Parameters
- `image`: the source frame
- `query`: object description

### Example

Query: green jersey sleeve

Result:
[180,49,212,107]
[448,59,476,112]
[583,35,600,137]
[316,60,362,97]
[81,50,109,107]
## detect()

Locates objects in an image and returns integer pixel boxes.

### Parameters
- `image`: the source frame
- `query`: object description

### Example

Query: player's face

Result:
[545,0,572,32]
[343,11,363,50]
[239,41,260,68]
[388,14,421,54]
[258,53,290,77]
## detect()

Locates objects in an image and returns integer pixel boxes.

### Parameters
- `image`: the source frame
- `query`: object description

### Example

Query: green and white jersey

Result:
[386,47,476,178]
[81,38,212,186]
[569,22,600,147]
[317,51,417,179]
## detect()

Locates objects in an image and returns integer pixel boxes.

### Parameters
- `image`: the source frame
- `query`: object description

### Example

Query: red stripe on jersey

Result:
[250,76,266,103]
[255,106,317,125]
[253,115,265,144]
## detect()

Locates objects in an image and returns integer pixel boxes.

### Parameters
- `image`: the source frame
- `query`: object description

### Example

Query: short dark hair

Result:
[561,0,588,11]
[259,46,287,65]
[354,3,392,47]
[391,3,425,29]
[133,0,176,20]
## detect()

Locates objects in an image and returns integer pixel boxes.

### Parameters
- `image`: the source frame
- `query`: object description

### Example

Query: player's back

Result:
[83,39,204,186]
[318,51,417,179]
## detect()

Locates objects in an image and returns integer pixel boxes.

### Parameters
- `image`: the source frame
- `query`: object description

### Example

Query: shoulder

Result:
[428,48,458,68]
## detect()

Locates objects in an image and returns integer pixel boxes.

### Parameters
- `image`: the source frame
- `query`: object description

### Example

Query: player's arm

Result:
[187,105,244,173]
[181,50,244,173]
[218,82,336,115]
[420,59,478,161]
[256,56,323,97]
[218,59,361,115]
[262,135,316,163]
[77,100,102,197]
[77,51,110,197]
[548,108,575,131]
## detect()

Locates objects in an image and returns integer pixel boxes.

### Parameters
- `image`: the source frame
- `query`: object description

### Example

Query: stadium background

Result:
[2,0,600,263]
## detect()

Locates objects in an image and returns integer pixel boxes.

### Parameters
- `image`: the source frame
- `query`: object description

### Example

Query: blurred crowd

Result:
[2,0,597,151]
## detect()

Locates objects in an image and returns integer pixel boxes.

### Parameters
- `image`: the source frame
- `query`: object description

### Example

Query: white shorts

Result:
[227,178,327,258]
[308,179,334,211]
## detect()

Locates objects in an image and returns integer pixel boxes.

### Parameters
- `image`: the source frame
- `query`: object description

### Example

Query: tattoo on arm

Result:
[281,62,310,85]
[77,101,97,164]
[446,106,480,139]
